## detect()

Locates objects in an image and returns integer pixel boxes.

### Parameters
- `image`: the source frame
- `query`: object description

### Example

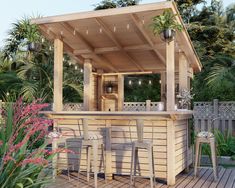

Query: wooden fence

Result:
[193,99,235,136]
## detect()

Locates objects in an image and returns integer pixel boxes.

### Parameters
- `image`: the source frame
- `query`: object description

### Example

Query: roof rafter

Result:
[95,17,145,72]
[39,25,84,63]
[60,22,118,72]
[130,13,166,65]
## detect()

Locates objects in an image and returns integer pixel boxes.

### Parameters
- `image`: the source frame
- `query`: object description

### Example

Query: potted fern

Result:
[151,9,183,42]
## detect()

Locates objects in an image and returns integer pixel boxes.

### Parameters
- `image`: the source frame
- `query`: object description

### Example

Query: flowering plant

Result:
[176,89,194,109]
[0,98,57,188]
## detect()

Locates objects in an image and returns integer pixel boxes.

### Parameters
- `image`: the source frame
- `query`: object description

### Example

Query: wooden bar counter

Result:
[46,111,193,185]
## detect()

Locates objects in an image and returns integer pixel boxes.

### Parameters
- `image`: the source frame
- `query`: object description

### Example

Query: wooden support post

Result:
[179,52,188,91]
[166,40,175,111]
[160,72,166,106]
[167,120,175,185]
[83,59,93,111]
[105,120,113,180]
[97,70,104,111]
[118,74,124,111]
[53,38,63,112]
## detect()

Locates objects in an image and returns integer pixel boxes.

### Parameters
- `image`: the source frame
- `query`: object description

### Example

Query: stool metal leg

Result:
[86,146,91,182]
[92,140,98,188]
[210,138,218,181]
[130,144,135,186]
[148,146,154,188]
[194,139,200,177]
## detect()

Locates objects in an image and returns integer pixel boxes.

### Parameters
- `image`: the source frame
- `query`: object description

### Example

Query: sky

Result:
[0,0,233,48]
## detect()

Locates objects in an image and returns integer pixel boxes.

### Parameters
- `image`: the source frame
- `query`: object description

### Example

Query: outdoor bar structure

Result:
[32,1,202,185]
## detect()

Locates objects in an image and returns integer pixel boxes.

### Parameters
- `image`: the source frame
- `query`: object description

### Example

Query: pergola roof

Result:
[32,1,202,73]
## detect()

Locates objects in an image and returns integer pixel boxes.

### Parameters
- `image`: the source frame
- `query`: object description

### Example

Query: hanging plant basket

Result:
[28,42,41,52]
[160,29,175,42]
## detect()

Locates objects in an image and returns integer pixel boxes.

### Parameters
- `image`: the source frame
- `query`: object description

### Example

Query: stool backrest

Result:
[136,119,144,142]
[82,118,89,140]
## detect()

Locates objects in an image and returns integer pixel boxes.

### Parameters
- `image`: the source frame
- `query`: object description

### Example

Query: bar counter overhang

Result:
[32,1,202,185]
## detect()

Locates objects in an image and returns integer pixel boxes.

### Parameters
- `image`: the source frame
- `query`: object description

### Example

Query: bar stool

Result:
[78,118,105,188]
[194,118,219,180]
[47,131,76,180]
[130,119,155,188]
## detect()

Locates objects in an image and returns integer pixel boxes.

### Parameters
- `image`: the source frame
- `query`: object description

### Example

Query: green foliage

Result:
[124,74,161,102]
[0,99,54,188]
[94,0,140,10]
[0,17,83,103]
[201,130,235,158]
[151,10,182,35]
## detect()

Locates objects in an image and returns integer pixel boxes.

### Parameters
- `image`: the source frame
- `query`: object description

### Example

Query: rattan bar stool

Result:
[130,119,155,188]
[77,118,106,188]
[194,118,219,181]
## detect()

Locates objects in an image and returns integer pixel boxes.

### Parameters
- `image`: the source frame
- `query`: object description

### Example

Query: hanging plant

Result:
[151,9,183,42]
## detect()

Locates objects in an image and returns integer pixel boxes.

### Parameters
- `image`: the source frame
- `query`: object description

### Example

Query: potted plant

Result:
[151,9,183,42]
[106,81,114,93]
[176,89,193,110]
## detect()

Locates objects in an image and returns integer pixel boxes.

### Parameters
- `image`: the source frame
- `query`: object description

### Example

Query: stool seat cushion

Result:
[197,131,214,138]
[82,132,103,140]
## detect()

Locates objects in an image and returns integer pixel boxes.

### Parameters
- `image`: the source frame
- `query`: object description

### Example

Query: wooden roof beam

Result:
[95,17,145,72]
[130,14,166,65]
[39,25,84,63]
[60,22,118,72]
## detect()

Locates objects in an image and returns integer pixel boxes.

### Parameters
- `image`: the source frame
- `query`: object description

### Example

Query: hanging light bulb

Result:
[99,28,103,34]
[60,31,64,36]
[75,65,78,70]
[41,38,45,43]
[6,92,10,96]
[148,80,152,85]
[86,28,89,35]
[138,80,142,85]
[69,62,72,66]
[73,29,76,36]
[49,46,52,51]
[80,68,83,73]
[159,80,162,84]
[113,25,116,32]
[63,57,65,62]
[127,23,130,30]
[142,17,145,25]
[128,80,132,85]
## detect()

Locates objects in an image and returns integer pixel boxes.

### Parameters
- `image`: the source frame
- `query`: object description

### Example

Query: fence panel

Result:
[193,100,235,136]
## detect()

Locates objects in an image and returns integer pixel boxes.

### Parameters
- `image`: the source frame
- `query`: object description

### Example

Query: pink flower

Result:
[22,158,48,166]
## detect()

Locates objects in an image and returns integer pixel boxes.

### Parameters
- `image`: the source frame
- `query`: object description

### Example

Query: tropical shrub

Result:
[0,98,54,188]
[201,129,235,159]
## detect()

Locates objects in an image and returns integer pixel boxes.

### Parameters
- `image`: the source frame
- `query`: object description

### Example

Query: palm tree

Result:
[94,0,140,10]
[1,17,83,102]
[206,55,235,90]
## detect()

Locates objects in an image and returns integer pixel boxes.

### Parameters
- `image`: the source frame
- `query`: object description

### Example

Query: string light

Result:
[113,25,116,32]
[142,18,145,25]
[75,65,78,70]
[49,46,52,51]
[60,31,64,36]
[86,28,89,35]
[69,62,72,66]
[148,80,152,85]
[128,80,132,85]
[99,28,103,34]
[41,38,45,43]
[80,68,84,73]
[138,80,142,85]
[159,80,162,84]
[73,29,76,36]
[127,23,130,30]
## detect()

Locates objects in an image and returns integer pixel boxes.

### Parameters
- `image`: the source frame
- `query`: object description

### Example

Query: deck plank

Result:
[46,167,235,188]
[225,169,235,188]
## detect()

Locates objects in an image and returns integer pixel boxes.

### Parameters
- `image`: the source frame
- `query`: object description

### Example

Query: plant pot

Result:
[28,42,41,52]
[106,86,113,93]
[161,29,175,42]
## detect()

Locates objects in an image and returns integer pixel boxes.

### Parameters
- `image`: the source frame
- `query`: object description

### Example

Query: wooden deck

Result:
[47,167,235,188]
